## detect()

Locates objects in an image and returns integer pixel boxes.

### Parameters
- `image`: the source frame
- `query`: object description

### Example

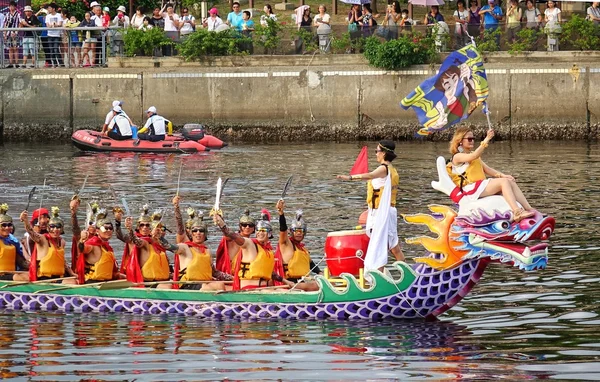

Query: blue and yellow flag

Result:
[400,45,488,137]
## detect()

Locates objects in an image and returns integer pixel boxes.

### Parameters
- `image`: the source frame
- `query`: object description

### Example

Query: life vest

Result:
[446,157,486,188]
[35,235,65,279]
[180,243,212,281]
[84,247,117,282]
[0,239,17,272]
[146,115,167,136]
[285,241,311,279]
[141,245,170,281]
[110,114,133,137]
[366,164,399,209]
[231,239,275,291]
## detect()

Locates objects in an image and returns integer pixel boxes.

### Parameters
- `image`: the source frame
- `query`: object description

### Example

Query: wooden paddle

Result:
[0,276,77,290]
[97,279,234,291]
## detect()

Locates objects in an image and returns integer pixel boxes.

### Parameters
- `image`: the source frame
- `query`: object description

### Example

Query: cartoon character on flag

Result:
[400,45,489,136]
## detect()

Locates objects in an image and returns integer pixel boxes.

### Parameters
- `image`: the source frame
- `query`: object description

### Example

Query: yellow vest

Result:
[230,250,241,275]
[38,241,65,278]
[446,157,486,188]
[366,164,399,209]
[0,240,16,272]
[181,246,212,281]
[141,246,170,281]
[240,242,274,280]
[85,247,116,282]
[285,243,311,279]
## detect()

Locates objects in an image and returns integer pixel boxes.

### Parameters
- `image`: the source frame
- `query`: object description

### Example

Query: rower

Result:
[17,207,76,282]
[215,209,255,275]
[0,204,30,281]
[275,200,319,291]
[160,211,232,290]
[21,207,49,261]
[137,106,171,142]
[120,206,171,288]
[69,197,99,271]
[76,208,123,284]
[214,211,287,290]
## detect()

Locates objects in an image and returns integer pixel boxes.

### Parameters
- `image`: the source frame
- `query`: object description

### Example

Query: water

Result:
[0,140,599,380]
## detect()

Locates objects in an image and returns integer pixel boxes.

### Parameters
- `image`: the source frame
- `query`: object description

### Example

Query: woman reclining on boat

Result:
[447,127,536,222]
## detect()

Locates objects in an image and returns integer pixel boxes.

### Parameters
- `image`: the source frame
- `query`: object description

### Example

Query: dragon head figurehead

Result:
[403,157,554,272]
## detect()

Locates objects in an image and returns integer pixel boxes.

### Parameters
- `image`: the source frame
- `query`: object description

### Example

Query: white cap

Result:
[112,100,122,108]
[145,106,157,114]
[117,5,126,12]
[24,6,33,12]
[113,106,122,112]
[90,1,100,7]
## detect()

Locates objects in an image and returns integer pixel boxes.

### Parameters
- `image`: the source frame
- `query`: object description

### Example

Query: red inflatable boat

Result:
[72,125,227,153]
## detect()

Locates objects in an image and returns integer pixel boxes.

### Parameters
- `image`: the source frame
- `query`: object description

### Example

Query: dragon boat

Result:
[0,157,554,320]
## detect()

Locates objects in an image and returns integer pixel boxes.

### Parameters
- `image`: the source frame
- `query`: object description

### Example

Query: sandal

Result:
[512,208,535,222]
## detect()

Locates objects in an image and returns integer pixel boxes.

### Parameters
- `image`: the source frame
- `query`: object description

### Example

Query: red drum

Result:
[325,229,370,276]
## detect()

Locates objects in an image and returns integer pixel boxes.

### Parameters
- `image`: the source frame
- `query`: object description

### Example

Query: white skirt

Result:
[366,206,399,250]
[459,179,490,203]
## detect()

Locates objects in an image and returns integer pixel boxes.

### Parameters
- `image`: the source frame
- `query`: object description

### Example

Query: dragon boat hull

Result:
[0,260,487,320]
[71,130,227,153]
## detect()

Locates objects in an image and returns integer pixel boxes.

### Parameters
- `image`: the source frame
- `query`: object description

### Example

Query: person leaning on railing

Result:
[20,5,41,69]
[523,0,542,30]
[587,1,600,25]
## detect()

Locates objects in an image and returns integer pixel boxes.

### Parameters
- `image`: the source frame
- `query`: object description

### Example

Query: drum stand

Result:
[323,267,367,289]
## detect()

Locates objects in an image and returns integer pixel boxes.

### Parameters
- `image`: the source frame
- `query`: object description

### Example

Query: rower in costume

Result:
[21,207,50,262]
[70,197,100,271]
[0,204,30,281]
[161,208,232,290]
[215,209,256,275]
[275,200,320,291]
[17,207,76,282]
[76,208,123,284]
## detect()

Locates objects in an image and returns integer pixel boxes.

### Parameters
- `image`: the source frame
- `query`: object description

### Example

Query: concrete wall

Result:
[2,52,600,142]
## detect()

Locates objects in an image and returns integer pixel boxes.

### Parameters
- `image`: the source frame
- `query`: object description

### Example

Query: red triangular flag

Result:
[349,146,368,175]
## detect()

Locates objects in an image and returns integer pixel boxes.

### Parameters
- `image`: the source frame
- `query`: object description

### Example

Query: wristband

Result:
[115,221,121,227]
[480,141,489,149]
[279,214,288,232]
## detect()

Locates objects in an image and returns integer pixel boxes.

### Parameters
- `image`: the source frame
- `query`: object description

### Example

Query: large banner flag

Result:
[400,44,489,137]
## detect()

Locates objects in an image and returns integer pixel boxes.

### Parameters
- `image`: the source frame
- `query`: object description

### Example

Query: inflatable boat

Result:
[72,124,227,153]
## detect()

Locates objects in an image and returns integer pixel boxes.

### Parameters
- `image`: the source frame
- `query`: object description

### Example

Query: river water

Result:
[0,140,599,380]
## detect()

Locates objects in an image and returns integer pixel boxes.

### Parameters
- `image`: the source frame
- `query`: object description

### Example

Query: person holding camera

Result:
[178,7,196,37]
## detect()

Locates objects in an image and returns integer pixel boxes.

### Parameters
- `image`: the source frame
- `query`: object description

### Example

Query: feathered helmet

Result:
[137,204,152,224]
[86,201,100,227]
[0,204,12,224]
[186,207,197,229]
[49,206,64,234]
[256,209,272,232]
[290,209,307,233]
[151,209,163,230]
[94,208,111,229]
[189,211,208,236]
[239,209,255,226]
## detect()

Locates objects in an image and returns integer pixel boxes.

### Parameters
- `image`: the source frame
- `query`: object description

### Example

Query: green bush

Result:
[331,32,366,54]
[475,27,502,53]
[123,28,174,57]
[362,35,431,70]
[294,28,319,54]
[560,15,600,51]
[507,28,540,54]
[254,18,282,54]
[177,29,247,59]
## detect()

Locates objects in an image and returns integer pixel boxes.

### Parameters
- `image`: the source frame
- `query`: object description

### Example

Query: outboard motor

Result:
[182,124,205,141]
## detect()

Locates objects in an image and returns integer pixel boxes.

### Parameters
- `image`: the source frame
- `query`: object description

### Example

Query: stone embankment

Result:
[2,52,599,142]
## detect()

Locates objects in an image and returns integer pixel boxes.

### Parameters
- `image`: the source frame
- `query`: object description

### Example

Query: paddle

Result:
[25,186,36,211]
[0,276,77,289]
[97,279,234,291]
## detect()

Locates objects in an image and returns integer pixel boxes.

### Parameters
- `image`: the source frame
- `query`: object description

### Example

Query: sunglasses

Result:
[0,223,13,228]
[49,224,63,229]
[102,225,114,231]
[462,137,475,142]
[240,223,255,228]
[292,228,305,233]
[139,223,151,228]
[191,228,205,233]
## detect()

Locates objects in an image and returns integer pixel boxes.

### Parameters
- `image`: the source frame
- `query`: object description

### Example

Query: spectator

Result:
[4,1,21,69]
[360,4,375,37]
[112,6,129,56]
[59,7,69,64]
[479,0,503,34]
[384,1,401,41]
[467,0,482,38]
[348,4,362,43]
[505,0,521,43]
[454,0,469,48]
[204,8,223,31]
[113,5,130,28]
[101,7,110,27]
[260,4,277,27]
[139,16,153,30]
[131,6,145,29]
[589,2,600,24]
[179,7,195,37]
[227,2,243,31]
[424,6,444,25]
[313,4,330,27]
[80,11,96,67]
[399,8,412,32]
[544,0,561,51]
[45,3,63,68]
[36,5,51,68]
[162,3,179,56]
[313,5,331,52]
[523,0,542,30]
[240,10,254,53]
[90,4,104,66]
[297,5,311,31]
[150,7,165,29]
[20,6,40,68]
[65,15,81,67]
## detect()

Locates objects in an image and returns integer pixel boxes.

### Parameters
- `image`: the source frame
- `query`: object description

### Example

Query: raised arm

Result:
[214,214,247,247]
[115,211,131,243]
[125,217,146,249]
[19,211,44,244]
[172,195,187,244]
[337,164,388,182]
[452,129,494,164]
[70,197,82,241]
[276,200,291,248]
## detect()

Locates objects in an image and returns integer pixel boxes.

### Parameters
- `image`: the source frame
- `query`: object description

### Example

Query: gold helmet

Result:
[151,209,163,230]
[95,208,111,229]
[239,209,255,226]
[0,204,12,224]
[189,211,208,236]
[86,201,100,227]
[186,207,196,229]
[138,204,152,224]
[49,206,64,234]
